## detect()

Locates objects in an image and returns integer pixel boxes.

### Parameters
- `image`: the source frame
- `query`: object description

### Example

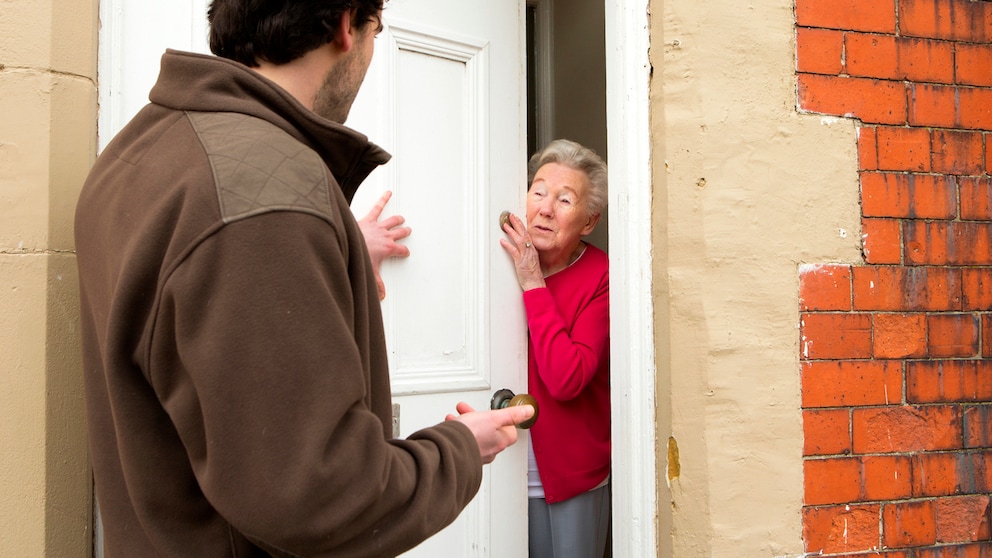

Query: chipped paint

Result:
[667,436,681,485]
[799,263,830,275]
[800,317,812,358]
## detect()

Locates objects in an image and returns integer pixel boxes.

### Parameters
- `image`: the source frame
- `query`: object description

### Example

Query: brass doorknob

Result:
[499,210,512,231]
[490,388,539,429]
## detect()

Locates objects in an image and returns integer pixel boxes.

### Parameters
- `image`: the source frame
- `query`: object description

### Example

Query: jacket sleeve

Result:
[522,266,610,401]
[147,210,482,557]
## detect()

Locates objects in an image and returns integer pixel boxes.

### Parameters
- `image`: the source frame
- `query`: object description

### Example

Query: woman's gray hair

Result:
[527,139,608,216]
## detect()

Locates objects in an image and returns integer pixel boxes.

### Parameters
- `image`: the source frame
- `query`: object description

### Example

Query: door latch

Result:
[490,389,539,429]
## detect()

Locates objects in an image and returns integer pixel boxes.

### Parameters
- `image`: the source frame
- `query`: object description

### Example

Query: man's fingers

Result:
[390,226,412,242]
[373,190,393,210]
[497,404,535,427]
[386,226,412,244]
[375,275,386,300]
[365,190,393,220]
[379,214,406,229]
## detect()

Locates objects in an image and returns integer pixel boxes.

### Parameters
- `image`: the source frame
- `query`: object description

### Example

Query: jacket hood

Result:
[149,49,391,201]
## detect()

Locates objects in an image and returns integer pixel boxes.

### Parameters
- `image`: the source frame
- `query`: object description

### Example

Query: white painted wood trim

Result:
[531,0,554,149]
[97,0,124,152]
[604,1,658,556]
[94,1,123,547]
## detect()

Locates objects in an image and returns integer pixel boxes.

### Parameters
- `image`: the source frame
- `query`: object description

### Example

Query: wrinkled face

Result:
[525,162,599,255]
[313,13,382,123]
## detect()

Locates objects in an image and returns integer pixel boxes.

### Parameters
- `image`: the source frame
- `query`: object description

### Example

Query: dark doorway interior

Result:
[524,4,613,557]
[525,0,609,253]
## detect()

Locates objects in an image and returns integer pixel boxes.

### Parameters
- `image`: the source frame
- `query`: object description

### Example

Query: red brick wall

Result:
[796,0,992,555]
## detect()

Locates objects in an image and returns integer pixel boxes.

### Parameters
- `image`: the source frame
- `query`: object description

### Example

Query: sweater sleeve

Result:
[148,211,482,557]
[522,264,610,401]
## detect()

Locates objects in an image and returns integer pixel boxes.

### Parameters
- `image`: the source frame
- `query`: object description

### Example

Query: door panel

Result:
[348,3,528,556]
[99,1,528,557]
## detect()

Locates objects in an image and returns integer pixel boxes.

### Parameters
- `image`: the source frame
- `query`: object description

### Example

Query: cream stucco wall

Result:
[0,0,98,555]
[655,0,863,555]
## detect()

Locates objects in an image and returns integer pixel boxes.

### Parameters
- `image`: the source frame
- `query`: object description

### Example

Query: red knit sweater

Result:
[524,243,611,503]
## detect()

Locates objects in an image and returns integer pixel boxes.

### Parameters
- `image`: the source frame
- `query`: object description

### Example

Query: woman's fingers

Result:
[500,212,532,249]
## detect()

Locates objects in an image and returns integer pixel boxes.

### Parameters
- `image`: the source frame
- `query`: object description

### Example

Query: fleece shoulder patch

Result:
[188,111,333,224]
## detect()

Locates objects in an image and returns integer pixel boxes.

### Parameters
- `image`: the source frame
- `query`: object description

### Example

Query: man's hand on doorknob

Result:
[445,401,535,464]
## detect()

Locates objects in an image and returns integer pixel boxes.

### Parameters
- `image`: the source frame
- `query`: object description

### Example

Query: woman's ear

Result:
[581,213,602,236]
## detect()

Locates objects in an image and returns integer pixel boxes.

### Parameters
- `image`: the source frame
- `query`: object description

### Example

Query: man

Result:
[74,1,533,556]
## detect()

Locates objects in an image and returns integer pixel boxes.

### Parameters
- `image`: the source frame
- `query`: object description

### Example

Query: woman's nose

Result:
[537,198,554,216]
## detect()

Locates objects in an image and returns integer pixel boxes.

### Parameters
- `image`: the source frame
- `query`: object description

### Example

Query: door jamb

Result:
[604,1,660,556]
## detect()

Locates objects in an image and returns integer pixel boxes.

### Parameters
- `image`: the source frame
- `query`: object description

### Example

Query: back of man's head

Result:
[208,0,384,67]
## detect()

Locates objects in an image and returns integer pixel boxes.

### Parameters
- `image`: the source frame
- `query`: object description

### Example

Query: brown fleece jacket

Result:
[75,50,482,558]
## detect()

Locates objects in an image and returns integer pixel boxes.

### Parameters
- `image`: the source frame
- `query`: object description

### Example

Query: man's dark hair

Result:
[208,0,384,66]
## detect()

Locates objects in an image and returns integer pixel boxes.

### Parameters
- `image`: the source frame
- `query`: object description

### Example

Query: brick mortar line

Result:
[805,445,992,458]
[803,404,992,412]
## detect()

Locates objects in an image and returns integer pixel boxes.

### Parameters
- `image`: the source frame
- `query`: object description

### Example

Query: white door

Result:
[97,1,530,557]
[347,1,528,557]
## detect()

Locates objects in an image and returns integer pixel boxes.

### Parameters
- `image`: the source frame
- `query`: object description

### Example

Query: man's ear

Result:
[331,8,357,52]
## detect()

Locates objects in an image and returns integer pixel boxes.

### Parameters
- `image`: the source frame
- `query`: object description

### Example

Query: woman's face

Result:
[525,163,600,256]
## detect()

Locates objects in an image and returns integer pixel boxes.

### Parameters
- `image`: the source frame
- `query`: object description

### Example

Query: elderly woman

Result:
[500,139,611,558]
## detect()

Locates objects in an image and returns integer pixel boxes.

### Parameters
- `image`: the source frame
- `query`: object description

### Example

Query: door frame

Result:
[604,1,660,556]
[525,1,658,552]
[94,0,660,555]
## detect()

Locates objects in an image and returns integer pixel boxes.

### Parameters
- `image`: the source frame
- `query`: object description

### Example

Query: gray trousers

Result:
[528,483,611,558]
